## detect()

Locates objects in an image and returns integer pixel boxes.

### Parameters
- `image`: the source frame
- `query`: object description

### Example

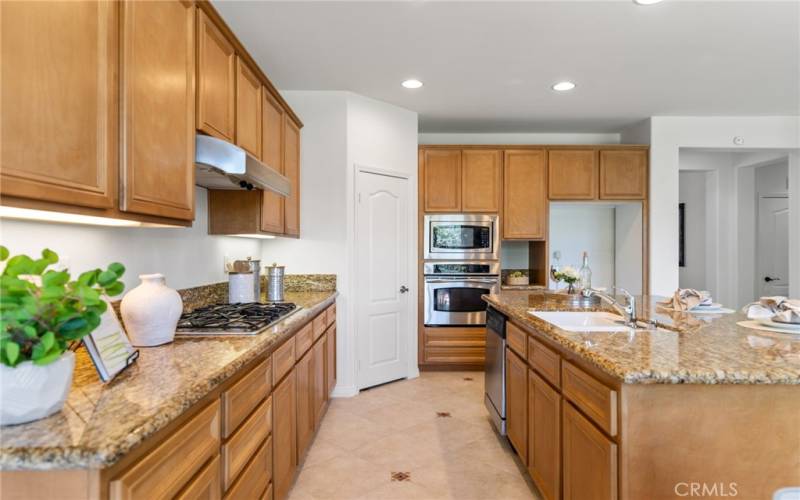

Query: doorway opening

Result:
[678,149,794,308]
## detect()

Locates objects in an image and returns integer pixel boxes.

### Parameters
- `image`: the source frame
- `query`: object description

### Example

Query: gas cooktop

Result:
[175,302,301,336]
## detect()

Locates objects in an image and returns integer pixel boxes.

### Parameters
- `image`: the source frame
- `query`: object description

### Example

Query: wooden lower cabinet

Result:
[176,456,221,500]
[528,370,560,500]
[505,348,528,462]
[562,402,617,500]
[272,368,297,500]
[325,326,337,396]
[422,327,486,368]
[295,350,314,461]
[313,337,327,427]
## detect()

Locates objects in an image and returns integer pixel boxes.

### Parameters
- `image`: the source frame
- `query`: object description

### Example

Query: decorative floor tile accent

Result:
[391,471,411,482]
[436,411,451,418]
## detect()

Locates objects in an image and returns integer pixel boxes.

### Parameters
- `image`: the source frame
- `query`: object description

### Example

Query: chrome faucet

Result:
[582,287,638,327]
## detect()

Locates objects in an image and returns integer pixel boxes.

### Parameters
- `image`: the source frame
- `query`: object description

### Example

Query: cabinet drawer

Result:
[325,303,336,327]
[295,323,313,359]
[221,357,271,438]
[562,362,617,436]
[424,327,486,348]
[424,346,485,364]
[506,322,527,358]
[313,313,327,341]
[222,396,272,491]
[225,435,272,500]
[529,337,561,389]
[110,401,220,500]
[272,337,296,384]
[176,455,220,500]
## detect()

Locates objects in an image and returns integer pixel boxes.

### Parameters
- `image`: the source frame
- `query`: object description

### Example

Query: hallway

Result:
[287,372,540,500]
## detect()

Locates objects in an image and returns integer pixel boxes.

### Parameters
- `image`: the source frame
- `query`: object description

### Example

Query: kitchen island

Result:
[0,288,337,500]
[484,290,800,500]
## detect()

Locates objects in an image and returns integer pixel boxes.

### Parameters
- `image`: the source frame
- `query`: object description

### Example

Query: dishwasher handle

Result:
[486,307,507,339]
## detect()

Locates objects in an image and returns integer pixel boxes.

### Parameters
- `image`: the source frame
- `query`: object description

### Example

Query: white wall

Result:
[261,91,418,396]
[419,132,620,145]
[500,241,530,269]
[647,116,800,299]
[0,188,262,292]
[549,204,616,289]
[678,171,708,291]
[614,204,643,295]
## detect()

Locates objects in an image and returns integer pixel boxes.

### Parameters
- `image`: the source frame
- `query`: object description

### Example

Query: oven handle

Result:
[424,278,499,284]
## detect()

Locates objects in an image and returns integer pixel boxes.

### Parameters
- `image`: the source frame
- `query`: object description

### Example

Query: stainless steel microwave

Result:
[423,214,499,260]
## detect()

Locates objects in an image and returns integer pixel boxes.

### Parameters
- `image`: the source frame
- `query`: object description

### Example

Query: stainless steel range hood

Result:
[194,134,290,196]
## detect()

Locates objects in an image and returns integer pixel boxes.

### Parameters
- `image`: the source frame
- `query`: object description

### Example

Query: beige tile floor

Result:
[288,371,542,500]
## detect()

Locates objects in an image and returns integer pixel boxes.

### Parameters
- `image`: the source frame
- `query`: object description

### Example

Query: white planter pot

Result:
[0,351,75,426]
[506,276,530,286]
[121,274,183,347]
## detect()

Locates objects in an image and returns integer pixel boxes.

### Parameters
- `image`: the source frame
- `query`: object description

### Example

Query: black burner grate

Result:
[176,302,297,333]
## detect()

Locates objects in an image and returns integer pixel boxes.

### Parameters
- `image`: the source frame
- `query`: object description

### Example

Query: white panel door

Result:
[356,170,409,389]
[758,196,790,297]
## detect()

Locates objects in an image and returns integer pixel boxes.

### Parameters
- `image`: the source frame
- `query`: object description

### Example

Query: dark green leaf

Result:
[104,281,125,296]
[77,270,98,286]
[23,325,37,338]
[41,249,58,265]
[59,316,88,333]
[108,262,126,278]
[96,270,116,287]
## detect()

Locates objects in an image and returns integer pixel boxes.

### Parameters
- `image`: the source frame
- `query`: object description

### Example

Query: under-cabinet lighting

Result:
[633,0,663,5]
[0,206,144,227]
[401,79,423,89]
[231,234,276,239]
[552,81,576,92]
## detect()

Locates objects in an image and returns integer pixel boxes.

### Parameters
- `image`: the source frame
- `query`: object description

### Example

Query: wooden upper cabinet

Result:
[283,117,301,237]
[506,348,528,463]
[599,150,648,200]
[196,8,235,142]
[261,91,285,234]
[119,0,195,221]
[235,57,262,158]
[562,402,618,500]
[0,0,117,209]
[503,150,547,240]
[461,150,502,213]
[423,149,462,212]
[548,149,598,200]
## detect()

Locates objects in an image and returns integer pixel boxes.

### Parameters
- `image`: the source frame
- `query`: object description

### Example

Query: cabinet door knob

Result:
[399,286,409,293]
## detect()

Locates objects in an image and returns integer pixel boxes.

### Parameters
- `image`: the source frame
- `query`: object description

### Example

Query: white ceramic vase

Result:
[121,274,183,347]
[0,351,75,426]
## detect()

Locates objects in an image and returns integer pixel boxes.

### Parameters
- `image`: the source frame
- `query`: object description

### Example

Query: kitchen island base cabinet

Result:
[528,370,560,500]
[295,350,314,463]
[562,402,617,500]
[273,368,297,500]
[505,348,528,463]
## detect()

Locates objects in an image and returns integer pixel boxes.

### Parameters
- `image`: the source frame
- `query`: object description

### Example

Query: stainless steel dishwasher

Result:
[484,306,507,435]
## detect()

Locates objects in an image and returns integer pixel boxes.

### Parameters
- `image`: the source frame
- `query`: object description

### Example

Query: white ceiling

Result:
[214,1,800,133]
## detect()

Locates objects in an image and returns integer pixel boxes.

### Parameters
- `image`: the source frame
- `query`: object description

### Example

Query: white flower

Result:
[558,266,580,281]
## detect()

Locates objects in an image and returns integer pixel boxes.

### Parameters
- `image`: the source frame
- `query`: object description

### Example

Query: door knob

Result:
[399,286,409,293]
[764,276,781,282]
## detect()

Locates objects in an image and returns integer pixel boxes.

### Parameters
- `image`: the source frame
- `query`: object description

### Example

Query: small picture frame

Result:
[83,298,139,383]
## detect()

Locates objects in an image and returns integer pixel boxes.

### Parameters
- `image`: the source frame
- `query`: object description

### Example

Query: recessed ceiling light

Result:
[401,79,423,89]
[552,81,576,92]
[634,0,663,5]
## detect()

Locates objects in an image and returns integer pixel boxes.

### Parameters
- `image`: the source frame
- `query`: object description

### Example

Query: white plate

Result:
[692,302,722,310]
[757,319,800,331]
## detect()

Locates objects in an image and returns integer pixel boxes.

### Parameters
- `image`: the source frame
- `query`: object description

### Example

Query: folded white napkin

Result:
[743,297,800,324]
[658,289,712,312]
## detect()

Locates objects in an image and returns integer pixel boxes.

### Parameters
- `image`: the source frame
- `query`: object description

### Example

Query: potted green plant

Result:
[0,246,125,425]
[554,266,581,294]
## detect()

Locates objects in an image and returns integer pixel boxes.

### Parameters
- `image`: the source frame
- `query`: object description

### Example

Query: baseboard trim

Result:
[331,385,358,398]
[419,363,484,372]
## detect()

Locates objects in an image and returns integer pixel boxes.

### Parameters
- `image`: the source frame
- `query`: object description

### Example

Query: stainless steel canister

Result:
[265,263,285,302]
[246,257,261,301]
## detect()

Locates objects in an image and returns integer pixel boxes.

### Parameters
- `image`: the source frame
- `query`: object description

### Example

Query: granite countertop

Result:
[0,290,337,471]
[484,290,800,385]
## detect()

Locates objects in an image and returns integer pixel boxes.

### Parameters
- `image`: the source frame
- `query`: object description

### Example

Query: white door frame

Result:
[352,164,419,390]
